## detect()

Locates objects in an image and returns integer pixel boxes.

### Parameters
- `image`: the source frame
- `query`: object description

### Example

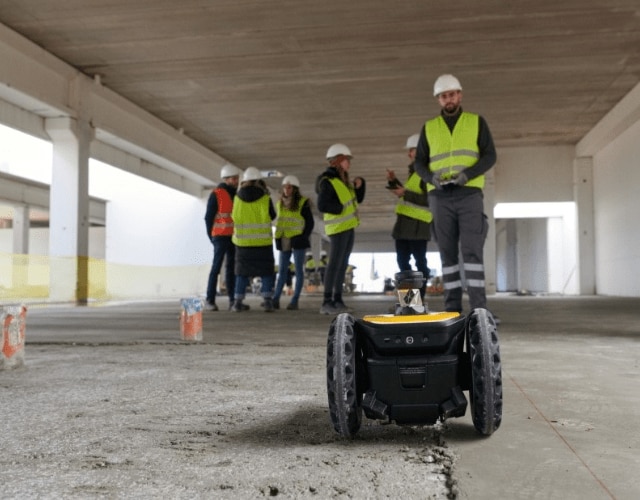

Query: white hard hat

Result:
[220,164,242,179]
[405,133,419,149]
[433,74,462,97]
[242,166,262,182]
[282,175,300,187]
[326,143,353,159]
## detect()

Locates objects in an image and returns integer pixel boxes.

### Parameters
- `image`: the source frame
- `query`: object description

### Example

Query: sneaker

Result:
[205,301,218,312]
[286,302,298,310]
[272,299,280,310]
[319,301,338,315]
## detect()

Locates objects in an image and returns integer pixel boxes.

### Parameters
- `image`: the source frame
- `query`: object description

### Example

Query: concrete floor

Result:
[3,293,639,499]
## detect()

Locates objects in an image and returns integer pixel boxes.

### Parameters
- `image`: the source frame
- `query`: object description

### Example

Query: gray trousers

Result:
[324,229,355,302]
[431,189,488,312]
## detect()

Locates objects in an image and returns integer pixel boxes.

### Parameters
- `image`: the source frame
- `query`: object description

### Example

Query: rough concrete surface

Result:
[1,295,639,499]
[2,346,456,499]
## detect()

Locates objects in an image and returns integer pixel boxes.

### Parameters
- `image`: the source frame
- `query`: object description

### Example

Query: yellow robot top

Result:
[362,312,460,324]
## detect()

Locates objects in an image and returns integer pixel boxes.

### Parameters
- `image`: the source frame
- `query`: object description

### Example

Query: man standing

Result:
[204,164,245,311]
[386,133,433,300]
[414,74,497,314]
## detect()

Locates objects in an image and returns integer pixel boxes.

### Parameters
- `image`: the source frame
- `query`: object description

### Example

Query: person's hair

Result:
[328,155,351,186]
[241,179,269,194]
[280,185,302,211]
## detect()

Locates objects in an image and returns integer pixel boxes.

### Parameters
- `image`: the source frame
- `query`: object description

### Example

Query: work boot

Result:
[229,301,249,311]
[333,299,351,313]
[319,301,337,315]
[231,299,247,312]
[263,298,275,312]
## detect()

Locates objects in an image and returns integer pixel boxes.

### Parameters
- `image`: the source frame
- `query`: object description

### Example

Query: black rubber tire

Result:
[326,313,362,437]
[466,308,503,436]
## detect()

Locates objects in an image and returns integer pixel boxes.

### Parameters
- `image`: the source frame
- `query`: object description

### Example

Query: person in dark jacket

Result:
[272,175,314,310]
[414,74,497,316]
[316,143,366,315]
[386,133,433,300]
[204,164,243,311]
[231,167,277,312]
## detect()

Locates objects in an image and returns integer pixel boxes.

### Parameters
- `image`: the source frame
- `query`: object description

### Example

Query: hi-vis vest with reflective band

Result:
[425,112,483,191]
[275,197,307,239]
[323,178,359,236]
[232,195,273,247]
[211,187,234,237]
[395,172,433,223]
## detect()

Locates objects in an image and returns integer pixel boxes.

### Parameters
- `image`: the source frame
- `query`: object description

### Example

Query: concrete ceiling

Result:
[0,1,639,245]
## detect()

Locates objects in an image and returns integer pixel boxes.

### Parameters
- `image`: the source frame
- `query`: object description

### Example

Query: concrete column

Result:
[483,170,497,295]
[45,116,94,304]
[574,157,596,294]
[12,204,30,289]
[12,204,29,254]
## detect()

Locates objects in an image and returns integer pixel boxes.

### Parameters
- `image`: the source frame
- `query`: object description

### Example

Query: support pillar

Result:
[45,117,94,304]
[12,204,29,254]
[12,204,29,289]
[484,170,497,295]
[574,157,596,295]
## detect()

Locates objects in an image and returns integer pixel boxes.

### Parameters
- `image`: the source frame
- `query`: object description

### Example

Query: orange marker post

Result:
[180,298,203,341]
[1,304,27,369]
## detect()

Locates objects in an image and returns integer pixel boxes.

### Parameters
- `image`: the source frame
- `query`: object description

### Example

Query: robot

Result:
[326,271,502,437]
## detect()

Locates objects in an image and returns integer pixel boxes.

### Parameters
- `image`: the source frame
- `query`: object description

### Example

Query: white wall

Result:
[494,202,578,295]
[516,218,548,293]
[0,227,104,258]
[592,119,640,296]
[89,162,213,298]
[1,159,215,299]
[495,145,575,203]
[493,146,579,294]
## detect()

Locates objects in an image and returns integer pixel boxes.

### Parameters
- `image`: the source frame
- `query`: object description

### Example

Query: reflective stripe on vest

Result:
[323,178,359,236]
[232,195,273,247]
[425,112,483,191]
[212,187,234,236]
[394,172,433,223]
[275,197,307,238]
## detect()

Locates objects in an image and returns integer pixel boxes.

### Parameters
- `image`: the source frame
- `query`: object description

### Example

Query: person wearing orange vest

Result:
[316,143,366,315]
[386,133,433,300]
[204,164,245,311]
[414,74,497,317]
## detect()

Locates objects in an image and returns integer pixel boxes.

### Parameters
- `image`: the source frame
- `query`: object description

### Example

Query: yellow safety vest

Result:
[275,197,307,239]
[323,178,359,236]
[232,195,273,247]
[395,172,433,223]
[425,112,483,191]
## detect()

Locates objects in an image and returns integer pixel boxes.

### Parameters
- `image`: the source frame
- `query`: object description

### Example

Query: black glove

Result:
[431,173,443,190]
[454,172,468,186]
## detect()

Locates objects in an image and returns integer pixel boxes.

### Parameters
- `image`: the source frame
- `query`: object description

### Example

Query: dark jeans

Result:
[273,248,306,304]
[395,238,429,297]
[324,229,355,303]
[206,236,235,304]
